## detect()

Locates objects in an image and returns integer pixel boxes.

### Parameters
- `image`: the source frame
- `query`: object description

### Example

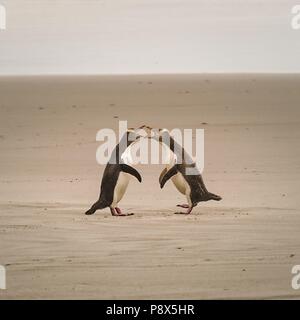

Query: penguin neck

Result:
[163,136,194,165]
[115,143,135,163]
[110,133,135,164]
[160,140,176,168]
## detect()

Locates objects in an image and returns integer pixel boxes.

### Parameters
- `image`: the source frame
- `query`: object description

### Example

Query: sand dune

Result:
[0,74,300,299]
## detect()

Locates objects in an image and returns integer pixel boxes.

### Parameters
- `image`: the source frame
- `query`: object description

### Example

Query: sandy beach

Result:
[0,74,300,299]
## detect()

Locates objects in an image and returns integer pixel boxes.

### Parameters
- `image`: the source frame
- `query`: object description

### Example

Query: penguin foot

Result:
[174,207,193,215]
[110,207,134,217]
[114,213,134,217]
[115,207,122,214]
[176,204,190,209]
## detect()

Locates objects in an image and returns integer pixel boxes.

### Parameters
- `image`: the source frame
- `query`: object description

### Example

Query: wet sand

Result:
[0,74,300,299]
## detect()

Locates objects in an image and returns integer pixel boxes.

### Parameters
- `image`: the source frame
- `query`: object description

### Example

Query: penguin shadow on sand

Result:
[85,125,222,217]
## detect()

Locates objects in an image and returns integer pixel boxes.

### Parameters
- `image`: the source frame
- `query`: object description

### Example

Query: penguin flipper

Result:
[160,165,178,189]
[121,164,142,182]
[159,167,168,185]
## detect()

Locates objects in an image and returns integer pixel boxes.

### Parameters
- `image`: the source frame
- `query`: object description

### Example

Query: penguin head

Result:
[153,128,170,143]
[137,125,153,139]
[126,128,143,146]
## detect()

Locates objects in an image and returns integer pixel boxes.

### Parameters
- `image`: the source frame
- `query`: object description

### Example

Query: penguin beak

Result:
[130,125,167,141]
[135,126,150,139]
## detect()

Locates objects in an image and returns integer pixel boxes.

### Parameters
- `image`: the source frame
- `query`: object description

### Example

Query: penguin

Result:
[154,128,222,214]
[85,128,142,216]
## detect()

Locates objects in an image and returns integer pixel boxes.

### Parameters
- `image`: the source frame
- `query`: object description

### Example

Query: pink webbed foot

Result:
[174,206,193,215]
[110,207,134,217]
[115,207,122,214]
[176,204,190,209]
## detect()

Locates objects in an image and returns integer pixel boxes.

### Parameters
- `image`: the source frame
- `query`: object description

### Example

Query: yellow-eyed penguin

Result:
[85,129,142,216]
[155,128,222,214]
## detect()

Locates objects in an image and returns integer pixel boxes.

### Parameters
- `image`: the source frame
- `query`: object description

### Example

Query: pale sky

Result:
[0,0,299,74]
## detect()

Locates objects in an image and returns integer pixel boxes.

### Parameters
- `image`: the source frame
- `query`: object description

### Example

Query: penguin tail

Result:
[85,199,108,215]
[208,192,222,201]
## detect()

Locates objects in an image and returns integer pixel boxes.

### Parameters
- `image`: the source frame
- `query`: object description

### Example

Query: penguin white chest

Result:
[171,172,192,206]
[166,162,189,196]
[112,172,130,206]
[171,172,190,195]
